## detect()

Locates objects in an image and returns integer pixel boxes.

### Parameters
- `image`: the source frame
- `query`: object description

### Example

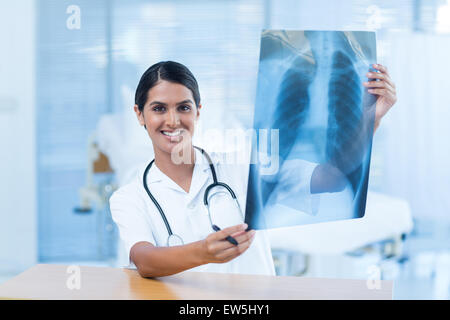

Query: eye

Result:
[178,105,191,112]
[152,105,166,112]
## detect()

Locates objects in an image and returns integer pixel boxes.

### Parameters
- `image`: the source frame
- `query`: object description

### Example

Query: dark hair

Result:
[135,61,201,112]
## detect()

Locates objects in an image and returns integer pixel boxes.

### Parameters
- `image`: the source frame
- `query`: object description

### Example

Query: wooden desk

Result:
[0,264,392,300]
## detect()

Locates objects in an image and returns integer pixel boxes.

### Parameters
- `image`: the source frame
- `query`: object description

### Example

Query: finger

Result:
[373,64,394,88]
[366,73,395,90]
[229,229,251,238]
[372,63,388,74]
[363,80,395,92]
[216,231,256,258]
[216,234,255,261]
[368,88,396,100]
[380,74,395,89]
[211,223,247,241]
[367,88,387,95]
[233,229,256,244]
[368,66,396,88]
[213,229,256,252]
[366,71,386,80]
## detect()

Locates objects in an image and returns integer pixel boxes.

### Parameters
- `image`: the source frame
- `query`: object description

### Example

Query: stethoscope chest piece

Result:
[167,234,184,246]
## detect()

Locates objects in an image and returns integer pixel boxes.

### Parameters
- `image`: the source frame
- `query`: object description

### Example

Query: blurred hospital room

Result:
[1,0,450,300]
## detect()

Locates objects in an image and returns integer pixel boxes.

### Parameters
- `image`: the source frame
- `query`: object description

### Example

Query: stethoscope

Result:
[142,146,244,246]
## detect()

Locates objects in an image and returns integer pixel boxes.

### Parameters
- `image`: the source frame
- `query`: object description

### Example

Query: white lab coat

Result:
[109,147,318,275]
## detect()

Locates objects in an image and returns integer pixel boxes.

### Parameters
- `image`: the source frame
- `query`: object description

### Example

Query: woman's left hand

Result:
[363,63,397,131]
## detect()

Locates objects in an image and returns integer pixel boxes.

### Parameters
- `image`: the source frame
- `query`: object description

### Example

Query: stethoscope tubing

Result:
[142,146,241,245]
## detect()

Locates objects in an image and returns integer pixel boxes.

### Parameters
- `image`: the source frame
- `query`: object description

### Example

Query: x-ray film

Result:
[245,30,377,230]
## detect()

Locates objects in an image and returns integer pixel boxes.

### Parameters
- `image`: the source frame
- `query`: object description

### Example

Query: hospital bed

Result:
[76,109,414,277]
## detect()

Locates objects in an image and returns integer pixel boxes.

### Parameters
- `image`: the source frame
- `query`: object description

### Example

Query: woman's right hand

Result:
[200,223,256,264]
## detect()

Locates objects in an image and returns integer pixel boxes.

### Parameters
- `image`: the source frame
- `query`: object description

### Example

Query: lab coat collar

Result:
[145,148,218,197]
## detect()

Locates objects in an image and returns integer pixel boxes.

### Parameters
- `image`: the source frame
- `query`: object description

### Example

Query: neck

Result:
[154,145,196,178]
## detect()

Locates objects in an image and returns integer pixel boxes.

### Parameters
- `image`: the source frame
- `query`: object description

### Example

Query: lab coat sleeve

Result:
[109,186,156,267]
[261,158,320,216]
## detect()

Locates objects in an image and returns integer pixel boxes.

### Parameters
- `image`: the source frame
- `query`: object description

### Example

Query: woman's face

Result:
[134,80,201,159]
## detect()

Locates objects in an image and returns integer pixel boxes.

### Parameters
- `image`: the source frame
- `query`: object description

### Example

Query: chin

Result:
[155,142,178,155]
[156,141,192,159]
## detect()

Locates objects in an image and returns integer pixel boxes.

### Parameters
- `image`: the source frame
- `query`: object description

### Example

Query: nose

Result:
[165,109,180,128]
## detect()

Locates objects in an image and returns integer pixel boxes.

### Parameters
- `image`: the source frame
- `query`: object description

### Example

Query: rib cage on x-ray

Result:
[260,56,316,207]
[275,57,316,162]
[263,33,366,204]
[245,30,376,230]
[326,50,364,195]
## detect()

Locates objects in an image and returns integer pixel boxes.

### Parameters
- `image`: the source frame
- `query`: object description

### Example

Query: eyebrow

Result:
[149,99,194,106]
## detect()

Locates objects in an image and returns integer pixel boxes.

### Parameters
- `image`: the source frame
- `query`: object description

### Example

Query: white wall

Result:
[0,1,37,274]
[381,31,450,222]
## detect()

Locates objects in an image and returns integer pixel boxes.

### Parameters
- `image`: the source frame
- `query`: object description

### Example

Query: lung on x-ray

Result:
[244,30,377,230]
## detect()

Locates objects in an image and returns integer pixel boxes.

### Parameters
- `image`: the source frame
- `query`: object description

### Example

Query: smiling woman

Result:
[109,61,264,278]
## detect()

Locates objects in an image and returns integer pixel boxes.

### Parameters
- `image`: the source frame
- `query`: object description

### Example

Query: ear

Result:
[196,103,202,121]
[134,104,145,126]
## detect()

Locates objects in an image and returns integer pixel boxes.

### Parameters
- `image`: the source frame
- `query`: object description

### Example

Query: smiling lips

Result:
[161,129,184,142]
[161,130,182,136]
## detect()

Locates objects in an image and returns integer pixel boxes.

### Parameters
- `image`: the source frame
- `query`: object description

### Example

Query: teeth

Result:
[162,130,182,137]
